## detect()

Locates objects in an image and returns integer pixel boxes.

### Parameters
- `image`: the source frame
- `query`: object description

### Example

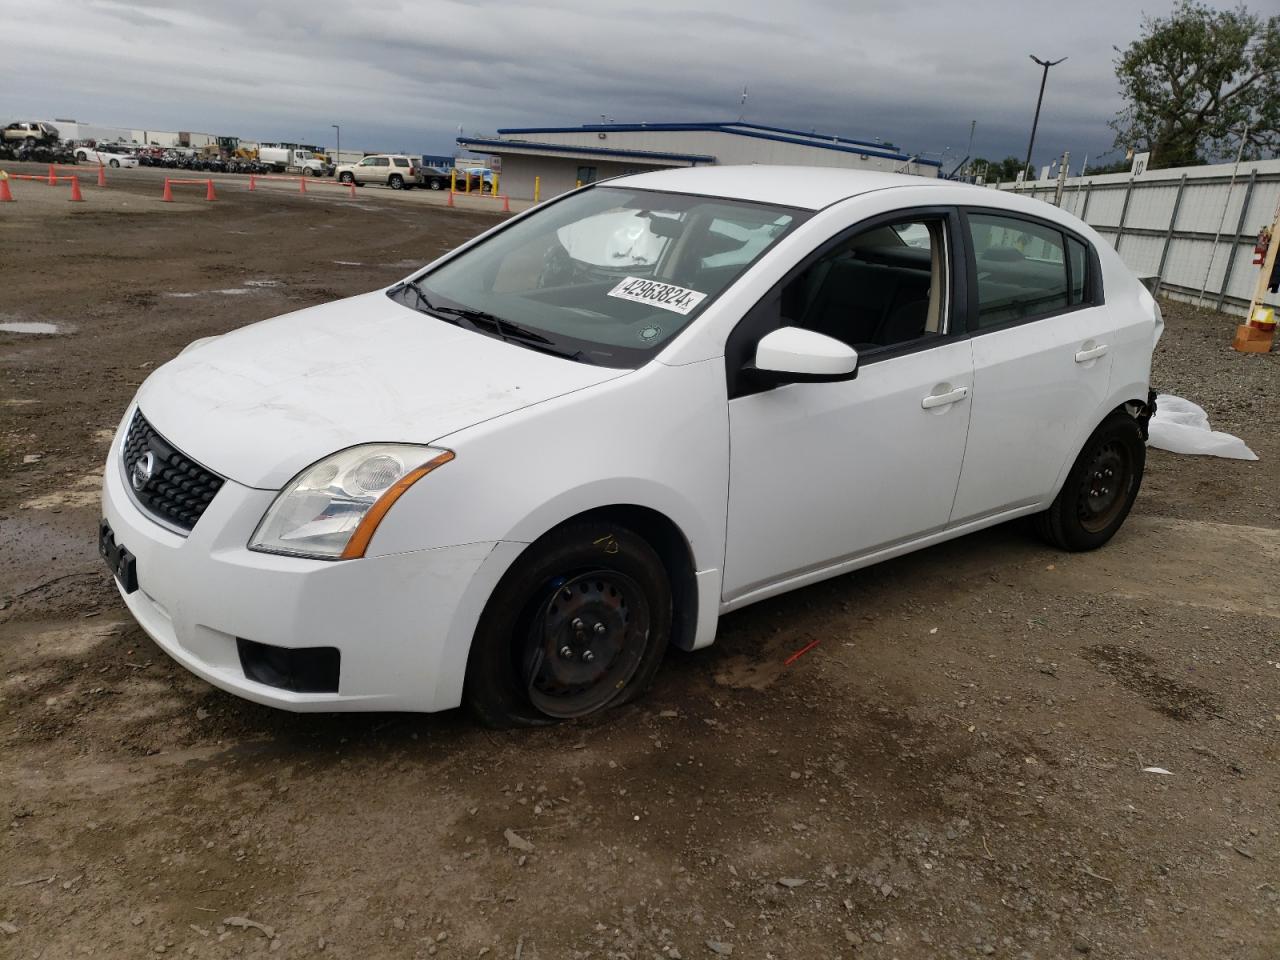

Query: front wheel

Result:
[388,174,404,190]
[428,178,443,191]
[109,158,120,168]
[1035,411,1145,551]
[465,522,672,727]
[338,172,353,184]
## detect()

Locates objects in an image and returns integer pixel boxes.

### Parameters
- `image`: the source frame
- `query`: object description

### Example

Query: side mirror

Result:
[750,326,859,384]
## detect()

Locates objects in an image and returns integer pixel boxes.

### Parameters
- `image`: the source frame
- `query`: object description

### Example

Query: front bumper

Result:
[101,416,522,712]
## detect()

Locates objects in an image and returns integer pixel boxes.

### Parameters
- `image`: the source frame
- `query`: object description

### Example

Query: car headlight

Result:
[249,444,454,560]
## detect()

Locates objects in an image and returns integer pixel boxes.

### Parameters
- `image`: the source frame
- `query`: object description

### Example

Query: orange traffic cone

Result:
[97,163,106,188]
[0,174,13,202]
[502,194,510,213]
[249,174,256,191]
[347,180,355,198]
[47,164,56,185]
[299,177,307,194]
[162,178,174,202]
[447,190,454,208]
[68,175,84,202]
[205,179,217,201]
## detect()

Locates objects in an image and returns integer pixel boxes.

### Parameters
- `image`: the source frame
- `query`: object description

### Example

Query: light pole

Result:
[331,124,340,167]
[1024,55,1066,179]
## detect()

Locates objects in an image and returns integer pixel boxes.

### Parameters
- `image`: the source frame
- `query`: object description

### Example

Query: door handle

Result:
[921,386,969,409]
[1074,344,1109,363]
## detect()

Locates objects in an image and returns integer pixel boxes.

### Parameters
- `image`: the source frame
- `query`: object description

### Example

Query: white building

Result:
[457,120,940,200]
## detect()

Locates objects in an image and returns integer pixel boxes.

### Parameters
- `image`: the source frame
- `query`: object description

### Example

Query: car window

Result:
[967,214,1068,327]
[1068,236,1090,305]
[358,158,373,166]
[783,217,949,350]
[393,158,410,167]
[374,157,390,167]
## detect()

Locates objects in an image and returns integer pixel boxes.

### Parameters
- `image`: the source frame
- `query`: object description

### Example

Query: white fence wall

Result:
[993,158,1280,316]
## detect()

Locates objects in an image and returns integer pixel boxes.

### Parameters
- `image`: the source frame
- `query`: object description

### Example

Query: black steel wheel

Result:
[465,522,672,727]
[1035,411,1145,551]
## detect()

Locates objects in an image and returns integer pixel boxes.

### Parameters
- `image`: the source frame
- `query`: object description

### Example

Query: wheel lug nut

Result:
[594,623,606,635]
[582,650,595,663]
[571,618,583,630]
[559,646,573,659]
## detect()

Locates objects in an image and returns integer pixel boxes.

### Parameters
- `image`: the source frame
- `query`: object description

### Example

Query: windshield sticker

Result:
[638,324,662,342]
[607,277,708,316]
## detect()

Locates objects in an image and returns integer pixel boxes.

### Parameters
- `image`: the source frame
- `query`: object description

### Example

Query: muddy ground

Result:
[2,164,1277,960]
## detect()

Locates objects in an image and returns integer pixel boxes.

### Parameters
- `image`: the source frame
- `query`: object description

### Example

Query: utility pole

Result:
[331,124,340,166]
[1024,55,1066,178]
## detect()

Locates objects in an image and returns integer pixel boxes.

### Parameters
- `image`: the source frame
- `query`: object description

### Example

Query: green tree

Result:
[970,155,1028,182]
[1111,1,1280,168]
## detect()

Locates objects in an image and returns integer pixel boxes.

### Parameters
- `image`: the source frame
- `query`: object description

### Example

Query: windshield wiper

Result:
[394,280,590,361]
[431,306,554,346]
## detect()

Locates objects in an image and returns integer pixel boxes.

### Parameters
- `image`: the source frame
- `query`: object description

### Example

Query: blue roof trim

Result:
[491,121,936,166]
[456,137,715,164]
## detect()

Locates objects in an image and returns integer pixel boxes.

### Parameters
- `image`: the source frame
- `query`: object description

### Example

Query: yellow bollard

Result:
[450,169,456,195]
[533,176,540,203]
[492,171,500,196]
[576,180,582,189]
[465,170,471,194]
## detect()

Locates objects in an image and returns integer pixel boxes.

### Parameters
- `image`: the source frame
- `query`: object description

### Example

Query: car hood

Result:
[135,291,626,489]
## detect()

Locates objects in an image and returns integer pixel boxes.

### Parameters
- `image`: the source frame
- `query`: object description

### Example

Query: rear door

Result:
[949,209,1115,523]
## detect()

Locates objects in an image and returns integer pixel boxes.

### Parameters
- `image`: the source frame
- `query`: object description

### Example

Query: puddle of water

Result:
[0,322,62,335]
[242,279,282,287]
[332,260,364,266]
[212,288,250,295]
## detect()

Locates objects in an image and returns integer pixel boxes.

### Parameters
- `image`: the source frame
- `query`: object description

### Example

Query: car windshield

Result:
[389,186,808,367]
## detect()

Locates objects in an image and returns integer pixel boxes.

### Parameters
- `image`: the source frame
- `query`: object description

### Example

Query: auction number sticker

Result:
[607,277,708,316]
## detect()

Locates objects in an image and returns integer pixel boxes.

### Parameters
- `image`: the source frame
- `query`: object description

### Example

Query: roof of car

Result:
[608,165,956,211]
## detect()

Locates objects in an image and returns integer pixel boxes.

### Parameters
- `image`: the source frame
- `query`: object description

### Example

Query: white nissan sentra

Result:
[101,166,1162,725]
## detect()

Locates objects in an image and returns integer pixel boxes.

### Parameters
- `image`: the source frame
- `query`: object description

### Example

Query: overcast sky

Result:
[1,0,1173,170]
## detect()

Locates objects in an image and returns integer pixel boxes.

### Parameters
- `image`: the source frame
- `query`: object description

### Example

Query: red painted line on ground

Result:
[784,638,822,666]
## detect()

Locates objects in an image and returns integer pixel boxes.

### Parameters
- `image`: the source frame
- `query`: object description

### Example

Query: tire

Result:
[303,167,314,176]
[1034,411,1145,552]
[338,172,353,184]
[109,158,119,168]
[388,174,404,190]
[77,150,88,162]
[429,178,443,191]
[464,522,672,727]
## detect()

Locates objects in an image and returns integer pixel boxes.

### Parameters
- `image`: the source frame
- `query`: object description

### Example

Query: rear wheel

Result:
[465,522,671,727]
[429,178,443,191]
[1035,411,1145,551]
[388,174,404,190]
[338,171,354,184]
[109,158,120,168]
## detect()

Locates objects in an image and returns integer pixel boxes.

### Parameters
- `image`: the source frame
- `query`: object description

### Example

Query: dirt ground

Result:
[2,163,1277,960]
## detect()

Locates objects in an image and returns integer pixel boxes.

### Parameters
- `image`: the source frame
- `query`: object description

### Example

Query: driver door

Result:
[722,208,975,601]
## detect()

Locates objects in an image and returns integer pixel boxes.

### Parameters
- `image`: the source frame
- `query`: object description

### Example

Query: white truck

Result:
[258,146,327,176]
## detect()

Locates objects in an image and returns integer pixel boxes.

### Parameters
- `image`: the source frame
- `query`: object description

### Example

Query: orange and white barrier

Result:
[250,174,355,198]
[163,178,217,202]
[4,172,83,201]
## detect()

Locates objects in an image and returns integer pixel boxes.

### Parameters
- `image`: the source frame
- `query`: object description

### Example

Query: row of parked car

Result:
[335,155,495,192]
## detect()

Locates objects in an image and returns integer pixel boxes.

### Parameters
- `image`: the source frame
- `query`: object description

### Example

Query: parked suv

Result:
[335,155,421,190]
[3,121,60,144]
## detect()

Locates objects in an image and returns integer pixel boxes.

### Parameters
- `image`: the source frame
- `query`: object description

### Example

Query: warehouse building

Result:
[456,120,940,200]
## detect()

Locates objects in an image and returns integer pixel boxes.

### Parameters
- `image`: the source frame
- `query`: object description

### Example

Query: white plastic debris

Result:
[1142,766,1174,775]
[1147,394,1257,460]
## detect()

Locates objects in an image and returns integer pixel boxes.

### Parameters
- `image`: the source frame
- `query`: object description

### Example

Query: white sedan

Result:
[75,144,138,168]
[100,166,1161,725]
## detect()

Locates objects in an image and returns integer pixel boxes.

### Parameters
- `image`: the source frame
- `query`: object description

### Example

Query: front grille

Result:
[122,410,225,533]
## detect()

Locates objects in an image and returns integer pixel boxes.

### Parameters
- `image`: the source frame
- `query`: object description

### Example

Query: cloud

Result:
[0,0,1157,166]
